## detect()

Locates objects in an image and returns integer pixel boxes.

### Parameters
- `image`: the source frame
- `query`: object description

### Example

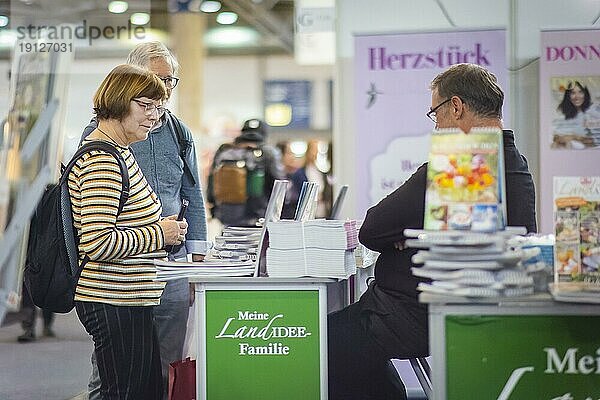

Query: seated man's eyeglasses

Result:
[133,98,165,116]
[426,98,452,123]
[158,76,180,89]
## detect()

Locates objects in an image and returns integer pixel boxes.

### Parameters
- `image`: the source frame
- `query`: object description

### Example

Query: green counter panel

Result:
[446,315,600,399]
[205,290,322,400]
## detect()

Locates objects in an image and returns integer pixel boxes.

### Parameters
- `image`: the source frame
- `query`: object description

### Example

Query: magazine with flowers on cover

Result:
[424,128,506,232]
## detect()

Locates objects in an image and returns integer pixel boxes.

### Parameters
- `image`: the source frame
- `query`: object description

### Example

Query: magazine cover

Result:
[553,177,600,283]
[550,76,600,150]
[424,128,506,232]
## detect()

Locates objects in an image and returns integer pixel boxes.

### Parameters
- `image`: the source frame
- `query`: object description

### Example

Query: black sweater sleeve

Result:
[359,163,428,252]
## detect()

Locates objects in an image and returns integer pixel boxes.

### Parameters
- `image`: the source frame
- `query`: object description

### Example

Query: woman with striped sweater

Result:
[69,64,188,399]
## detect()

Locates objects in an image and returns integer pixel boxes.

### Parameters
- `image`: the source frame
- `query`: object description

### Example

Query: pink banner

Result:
[354,29,507,218]
[539,29,600,233]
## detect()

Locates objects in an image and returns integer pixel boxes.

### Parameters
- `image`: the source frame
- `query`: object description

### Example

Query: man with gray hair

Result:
[327,63,537,399]
[82,41,209,399]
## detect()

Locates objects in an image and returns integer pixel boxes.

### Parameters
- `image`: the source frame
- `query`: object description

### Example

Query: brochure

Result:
[553,177,600,288]
[423,128,506,232]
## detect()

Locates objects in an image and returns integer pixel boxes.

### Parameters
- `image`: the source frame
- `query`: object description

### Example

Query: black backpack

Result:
[24,141,130,313]
[211,144,266,205]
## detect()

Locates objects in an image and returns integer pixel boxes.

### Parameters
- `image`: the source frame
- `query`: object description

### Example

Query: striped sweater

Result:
[68,140,166,306]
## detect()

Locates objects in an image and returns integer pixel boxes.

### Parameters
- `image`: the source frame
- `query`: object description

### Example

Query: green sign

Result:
[205,290,322,399]
[446,315,600,400]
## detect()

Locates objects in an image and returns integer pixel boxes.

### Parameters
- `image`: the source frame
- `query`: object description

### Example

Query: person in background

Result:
[276,141,306,219]
[73,64,187,399]
[553,81,600,148]
[327,63,537,400]
[16,284,54,342]
[300,139,332,218]
[207,119,285,226]
[81,42,209,400]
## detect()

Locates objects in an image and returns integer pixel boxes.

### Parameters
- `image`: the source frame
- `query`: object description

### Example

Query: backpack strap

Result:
[62,141,131,214]
[165,110,197,186]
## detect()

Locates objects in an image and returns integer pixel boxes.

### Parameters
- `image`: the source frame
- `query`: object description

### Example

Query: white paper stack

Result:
[406,228,538,298]
[268,220,358,250]
[266,248,355,279]
[265,220,359,279]
[155,259,255,280]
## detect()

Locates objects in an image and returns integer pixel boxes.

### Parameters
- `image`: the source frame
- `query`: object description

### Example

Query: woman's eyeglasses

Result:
[158,76,180,89]
[132,98,165,116]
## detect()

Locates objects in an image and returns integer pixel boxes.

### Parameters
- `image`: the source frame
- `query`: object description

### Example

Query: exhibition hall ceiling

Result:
[0,0,295,57]
[1,0,598,60]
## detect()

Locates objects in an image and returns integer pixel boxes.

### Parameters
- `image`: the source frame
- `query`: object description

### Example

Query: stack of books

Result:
[266,219,358,279]
[406,228,539,298]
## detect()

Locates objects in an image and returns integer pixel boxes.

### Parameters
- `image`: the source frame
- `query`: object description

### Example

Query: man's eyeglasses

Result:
[426,98,452,123]
[132,98,165,116]
[158,76,179,89]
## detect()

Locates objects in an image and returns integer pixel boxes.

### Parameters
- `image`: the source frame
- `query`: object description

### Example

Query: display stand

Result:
[422,293,600,399]
[191,277,332,400]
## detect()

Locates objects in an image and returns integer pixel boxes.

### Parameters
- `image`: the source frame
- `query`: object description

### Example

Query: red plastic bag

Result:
[168,357,196,400]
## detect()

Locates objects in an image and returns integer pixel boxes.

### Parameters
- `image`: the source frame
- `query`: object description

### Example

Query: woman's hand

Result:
[159,215,188,246]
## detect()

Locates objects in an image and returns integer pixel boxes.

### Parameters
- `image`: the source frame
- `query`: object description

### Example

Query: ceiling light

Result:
[204,26,258,47]
[130,12,150,25]
[216,11,238,25]
[200,1,221,13]
[108,1,129,14]
[265,103,292,127]
[0,15,8,27]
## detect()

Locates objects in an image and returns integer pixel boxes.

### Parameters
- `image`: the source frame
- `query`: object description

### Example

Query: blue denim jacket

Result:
[82,114,209,258]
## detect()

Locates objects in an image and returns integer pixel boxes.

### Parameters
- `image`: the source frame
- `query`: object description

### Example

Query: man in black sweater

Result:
[328,63,537,400]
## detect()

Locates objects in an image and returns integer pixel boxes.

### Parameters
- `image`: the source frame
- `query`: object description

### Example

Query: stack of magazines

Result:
[549,279,600,304]
[210,226,263,262]
[133,250,256,280]
[406,228,539,298]
[154,258,255,280]
[266,220,358,279]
